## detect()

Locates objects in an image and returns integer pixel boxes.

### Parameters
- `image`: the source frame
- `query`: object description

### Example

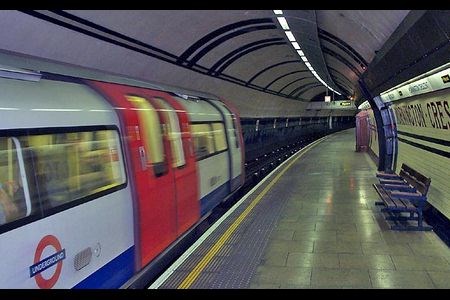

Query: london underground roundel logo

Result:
[29,235,66,289]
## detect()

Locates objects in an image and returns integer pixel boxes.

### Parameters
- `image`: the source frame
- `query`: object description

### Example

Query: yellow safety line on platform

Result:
[177,136,328,289]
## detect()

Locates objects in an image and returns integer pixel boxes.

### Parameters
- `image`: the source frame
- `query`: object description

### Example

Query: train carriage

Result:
[0,61,244,288]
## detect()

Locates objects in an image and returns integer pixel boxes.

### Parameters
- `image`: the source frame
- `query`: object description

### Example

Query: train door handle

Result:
[138,146,148,171]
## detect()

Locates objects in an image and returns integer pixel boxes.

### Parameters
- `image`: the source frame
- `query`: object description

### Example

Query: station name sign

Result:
[380,66,450,103]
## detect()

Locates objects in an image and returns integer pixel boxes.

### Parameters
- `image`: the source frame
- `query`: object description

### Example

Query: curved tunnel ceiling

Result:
[6,10,409,105]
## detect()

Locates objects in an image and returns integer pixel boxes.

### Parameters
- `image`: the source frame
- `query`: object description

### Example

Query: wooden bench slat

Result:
[389,190,425,201]
[381,184,416,193]
[376,173,402,179]
[379,179,406,184]
[373,184,396,208]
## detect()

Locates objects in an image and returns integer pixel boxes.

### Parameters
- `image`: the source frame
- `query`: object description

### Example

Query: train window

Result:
[211,123,227,152]
[21,129,126,209]
[0,137,30,225]
[153,98,186,169]
[190,123,215,160]
[126,96,167,176]
[0,128,126,229]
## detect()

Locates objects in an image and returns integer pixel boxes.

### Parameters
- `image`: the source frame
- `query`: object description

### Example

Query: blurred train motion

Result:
[0,58,244,288]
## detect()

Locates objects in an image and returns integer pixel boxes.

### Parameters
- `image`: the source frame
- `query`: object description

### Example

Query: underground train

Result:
[0,60,244,288]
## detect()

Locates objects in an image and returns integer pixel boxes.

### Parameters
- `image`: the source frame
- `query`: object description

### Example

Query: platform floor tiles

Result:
[249,128,450,289]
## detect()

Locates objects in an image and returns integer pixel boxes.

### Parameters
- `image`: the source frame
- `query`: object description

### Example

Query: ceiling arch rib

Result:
[288,80,318,97]
[292,82,323,99]
[334,82,353,95]
[328,66,354,87]
[332,77,353,94]
[277,76,314,94]
[180,22,278,67]
[318,28,368,68]
[264,70,309,91]
[21,11,305,101]
[177,18,274,64]
[323,47,362,78]
[188,25,277,67]
[321,37,367,75]
[246,60,301,86]
[209,39,286,76]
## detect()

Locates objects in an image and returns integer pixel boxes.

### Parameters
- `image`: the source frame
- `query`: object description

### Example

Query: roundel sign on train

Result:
[29,235,66,289]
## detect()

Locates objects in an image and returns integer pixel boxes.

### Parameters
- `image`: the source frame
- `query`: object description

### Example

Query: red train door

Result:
[138,90,199,236]
[88,81,177,267]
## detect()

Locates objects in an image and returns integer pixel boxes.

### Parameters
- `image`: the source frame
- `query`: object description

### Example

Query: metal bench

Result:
[373,164,432,231]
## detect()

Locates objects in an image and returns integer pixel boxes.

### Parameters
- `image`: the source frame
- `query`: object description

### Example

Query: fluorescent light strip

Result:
[284,31,296,42]
[273,10,342,96]
[277,17,290,30]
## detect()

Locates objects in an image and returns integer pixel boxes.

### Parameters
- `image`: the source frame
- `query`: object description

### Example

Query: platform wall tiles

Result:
[391,88,450,219]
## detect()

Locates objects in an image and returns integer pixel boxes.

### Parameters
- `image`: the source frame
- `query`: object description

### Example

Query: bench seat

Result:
[372,163,432,232]
[376,172,402,180]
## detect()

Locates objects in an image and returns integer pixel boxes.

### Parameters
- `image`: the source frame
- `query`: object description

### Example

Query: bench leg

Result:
[386,209,433,231]
[415,210,433,231]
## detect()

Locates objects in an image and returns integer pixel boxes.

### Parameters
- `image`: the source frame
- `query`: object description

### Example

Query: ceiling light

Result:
[273,10,342,96]
[291,42,300,50]
[285,31,295,42]
[277,17,290,30]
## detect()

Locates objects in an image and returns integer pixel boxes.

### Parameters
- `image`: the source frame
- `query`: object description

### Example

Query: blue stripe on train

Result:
[200,182,229,216]
[73,246,134,289]
[200,175,243,216]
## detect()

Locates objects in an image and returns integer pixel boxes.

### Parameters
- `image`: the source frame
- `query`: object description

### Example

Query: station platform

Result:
[150,128,450,289]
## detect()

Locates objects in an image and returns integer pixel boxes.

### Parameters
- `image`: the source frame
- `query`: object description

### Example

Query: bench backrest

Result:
[401,163,431,195]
